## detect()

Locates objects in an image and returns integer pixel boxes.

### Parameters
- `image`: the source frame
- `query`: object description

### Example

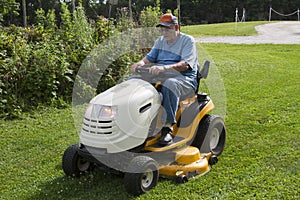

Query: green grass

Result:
[181,21,270,37]
[1,43,299,199]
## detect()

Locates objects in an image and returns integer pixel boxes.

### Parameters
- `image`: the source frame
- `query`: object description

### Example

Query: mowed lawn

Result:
[181,21,270,36]
[0,27,299,199]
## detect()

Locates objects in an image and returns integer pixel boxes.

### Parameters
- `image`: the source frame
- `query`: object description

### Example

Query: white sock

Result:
[164,123,173,129]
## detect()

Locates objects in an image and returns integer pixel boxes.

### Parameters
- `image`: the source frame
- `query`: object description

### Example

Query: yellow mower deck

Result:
[159,146,212,178]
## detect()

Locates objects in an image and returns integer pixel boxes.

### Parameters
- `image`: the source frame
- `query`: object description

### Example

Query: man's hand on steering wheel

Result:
[149,65,169,75]
[131,62,144,72]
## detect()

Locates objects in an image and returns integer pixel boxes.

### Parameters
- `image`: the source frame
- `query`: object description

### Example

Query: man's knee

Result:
[163,78,178,91]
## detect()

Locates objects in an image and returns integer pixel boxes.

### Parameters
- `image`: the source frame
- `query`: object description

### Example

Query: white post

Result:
[235,8,238,31]
[242,8,246,22]
[298,9,299,21]
[269,6,272,22]
[235,8,239,23]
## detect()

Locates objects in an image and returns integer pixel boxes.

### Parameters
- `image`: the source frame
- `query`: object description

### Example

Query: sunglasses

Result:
[160,27,174,33]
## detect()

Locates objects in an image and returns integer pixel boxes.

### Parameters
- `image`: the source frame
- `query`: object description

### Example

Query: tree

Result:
[22,0,27,26]
[0,0,19,25]
[1,0,300,27]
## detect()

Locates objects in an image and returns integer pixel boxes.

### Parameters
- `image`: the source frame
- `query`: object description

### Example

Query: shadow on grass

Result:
[27,169,134,200]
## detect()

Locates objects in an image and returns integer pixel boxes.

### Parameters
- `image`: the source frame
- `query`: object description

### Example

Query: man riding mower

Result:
[62,14,226,196]
[62,60,226,195]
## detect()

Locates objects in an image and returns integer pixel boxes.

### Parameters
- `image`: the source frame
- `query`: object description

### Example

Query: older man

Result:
[131,14,199,146]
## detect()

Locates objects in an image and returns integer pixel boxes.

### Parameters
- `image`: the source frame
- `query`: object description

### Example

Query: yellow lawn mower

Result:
[62,61,226,196]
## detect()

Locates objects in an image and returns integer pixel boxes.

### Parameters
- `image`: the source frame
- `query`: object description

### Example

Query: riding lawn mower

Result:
[62,61,226,196]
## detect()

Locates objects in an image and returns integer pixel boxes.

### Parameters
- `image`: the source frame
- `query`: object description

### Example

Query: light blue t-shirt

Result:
[146,33,199,88]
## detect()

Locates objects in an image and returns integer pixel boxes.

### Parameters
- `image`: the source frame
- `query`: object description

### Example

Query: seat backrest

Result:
[195,60,210,93]
[199,60,210,79]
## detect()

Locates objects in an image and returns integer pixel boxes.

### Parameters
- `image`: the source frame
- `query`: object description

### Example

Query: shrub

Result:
[0,3,162,118]
[0,26,31,117]
[140,5,161,27]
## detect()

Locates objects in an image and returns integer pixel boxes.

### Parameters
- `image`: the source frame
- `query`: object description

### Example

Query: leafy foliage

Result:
[0,0,19,25]
[0,3,159,118]
[1,0,300,26]
[140,1,162,27]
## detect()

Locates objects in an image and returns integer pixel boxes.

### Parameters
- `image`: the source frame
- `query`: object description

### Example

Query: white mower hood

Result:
[80,79,161,153]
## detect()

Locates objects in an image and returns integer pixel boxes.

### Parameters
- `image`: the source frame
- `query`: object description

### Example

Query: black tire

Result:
[208,155,219,166]
[176,175,188,184]
[124,156,159,196]
[192,114,226,156]
[62,144,91,177]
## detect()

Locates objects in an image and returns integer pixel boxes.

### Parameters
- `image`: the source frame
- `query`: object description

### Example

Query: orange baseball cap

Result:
[156,14,178,27]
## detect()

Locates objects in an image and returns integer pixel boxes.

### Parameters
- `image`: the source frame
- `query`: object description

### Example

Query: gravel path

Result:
[195,21,300,44]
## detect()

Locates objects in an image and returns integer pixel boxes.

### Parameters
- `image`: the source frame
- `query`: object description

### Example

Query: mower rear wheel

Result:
[124,156,159,196]
[192,114,226,156]
[62,144,91,177]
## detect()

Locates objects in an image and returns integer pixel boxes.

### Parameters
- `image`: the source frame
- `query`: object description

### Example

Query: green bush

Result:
[140,5,161,27]
[0,4,161,118]
[0,26,31,117]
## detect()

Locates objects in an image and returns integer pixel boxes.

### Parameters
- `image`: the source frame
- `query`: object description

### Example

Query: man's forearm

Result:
[165,61,189,72]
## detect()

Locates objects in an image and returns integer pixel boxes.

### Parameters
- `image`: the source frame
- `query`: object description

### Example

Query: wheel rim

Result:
[77,157,90,171]
[141,169,154,188]
[210,128,220,150]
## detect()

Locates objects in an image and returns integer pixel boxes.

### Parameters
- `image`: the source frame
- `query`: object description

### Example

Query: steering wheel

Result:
[135,64,179,83]
[135,64,156,81]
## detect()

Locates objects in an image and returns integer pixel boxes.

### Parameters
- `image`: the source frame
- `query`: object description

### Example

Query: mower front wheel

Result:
[62,144,92,177]
[124,156,159,196]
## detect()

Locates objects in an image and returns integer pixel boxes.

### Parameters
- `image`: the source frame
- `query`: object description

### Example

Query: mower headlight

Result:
[90,104,117,120]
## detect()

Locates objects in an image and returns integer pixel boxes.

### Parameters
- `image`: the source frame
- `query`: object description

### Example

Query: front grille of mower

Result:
[81,117,115,135]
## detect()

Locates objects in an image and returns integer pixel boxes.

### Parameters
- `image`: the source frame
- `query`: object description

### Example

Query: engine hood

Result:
[80,79,161,153]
